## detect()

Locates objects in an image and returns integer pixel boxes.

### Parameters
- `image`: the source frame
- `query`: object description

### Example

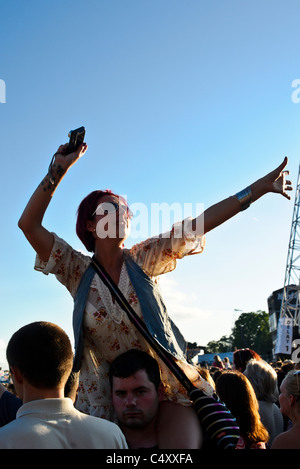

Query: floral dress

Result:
[35,223,209,420]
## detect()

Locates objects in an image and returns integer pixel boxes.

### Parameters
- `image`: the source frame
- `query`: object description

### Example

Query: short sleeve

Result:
[34,233,92,297]
[129,217,206,277]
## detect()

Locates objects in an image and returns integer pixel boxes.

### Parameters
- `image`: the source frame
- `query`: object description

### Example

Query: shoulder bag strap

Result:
[91,256,240,449]
[91,256,195,393]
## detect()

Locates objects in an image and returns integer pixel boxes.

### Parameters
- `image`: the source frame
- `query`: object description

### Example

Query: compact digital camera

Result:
[66,126,86,154]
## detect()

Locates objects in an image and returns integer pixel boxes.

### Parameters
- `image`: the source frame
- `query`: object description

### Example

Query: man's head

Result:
[7,321,73,397]
[109,350,163,430]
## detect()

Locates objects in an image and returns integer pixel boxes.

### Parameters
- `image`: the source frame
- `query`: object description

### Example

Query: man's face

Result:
[112,369,162,429]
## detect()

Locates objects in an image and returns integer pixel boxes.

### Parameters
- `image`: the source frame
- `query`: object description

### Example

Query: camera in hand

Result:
[66,126,86,154]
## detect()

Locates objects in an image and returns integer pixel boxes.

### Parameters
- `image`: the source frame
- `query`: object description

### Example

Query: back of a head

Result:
[244,359,279,402]
[213,355,222,364]
[283,370,300,402]
[215,370,266,443]
[281,360,295,374]
[233,348,262,372]
[7,321,73,389]
[215,371,256,414]
[109,349,161,390]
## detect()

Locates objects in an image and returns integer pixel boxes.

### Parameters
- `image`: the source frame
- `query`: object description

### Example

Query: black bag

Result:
[90,256,240,449]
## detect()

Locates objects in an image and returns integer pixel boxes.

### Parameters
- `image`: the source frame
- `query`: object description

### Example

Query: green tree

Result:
[231,310,272,355]
[203,311,273,357]
[206,335,231,353]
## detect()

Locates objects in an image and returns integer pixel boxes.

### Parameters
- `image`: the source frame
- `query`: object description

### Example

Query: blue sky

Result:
[1,0,300,368]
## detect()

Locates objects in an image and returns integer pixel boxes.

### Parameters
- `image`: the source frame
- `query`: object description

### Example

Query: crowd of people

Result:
[0,136,293,449]
[196,350,300,449]
[1,341,300,449]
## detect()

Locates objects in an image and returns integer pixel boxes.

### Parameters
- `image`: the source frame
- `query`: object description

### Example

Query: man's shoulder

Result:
[0,408,127,449]
[74,408,120,430]
[0,416,24,447]
[70,409,128,448]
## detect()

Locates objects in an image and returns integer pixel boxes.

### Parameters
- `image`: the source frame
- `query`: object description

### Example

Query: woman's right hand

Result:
[51,142,88,176]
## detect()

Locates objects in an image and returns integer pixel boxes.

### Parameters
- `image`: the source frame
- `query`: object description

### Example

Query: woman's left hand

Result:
[260,156,293,200]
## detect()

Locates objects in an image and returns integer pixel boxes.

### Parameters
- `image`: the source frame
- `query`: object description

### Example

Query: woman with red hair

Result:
[233,348,262,373]
[18,138,292,448]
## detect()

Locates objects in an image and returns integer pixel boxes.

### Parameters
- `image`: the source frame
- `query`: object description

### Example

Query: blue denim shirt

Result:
[72,253,187,371]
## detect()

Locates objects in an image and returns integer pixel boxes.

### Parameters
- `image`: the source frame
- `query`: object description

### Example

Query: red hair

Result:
[76,190,130,252]
[233,348,262,372]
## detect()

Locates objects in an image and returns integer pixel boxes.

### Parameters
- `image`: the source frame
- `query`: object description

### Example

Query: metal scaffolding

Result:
[276,164,300,354]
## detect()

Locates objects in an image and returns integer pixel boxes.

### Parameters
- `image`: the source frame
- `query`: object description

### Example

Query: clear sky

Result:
[1,0,300,369]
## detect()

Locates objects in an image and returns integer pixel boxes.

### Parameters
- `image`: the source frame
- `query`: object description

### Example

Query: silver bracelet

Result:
[233,186,252,211]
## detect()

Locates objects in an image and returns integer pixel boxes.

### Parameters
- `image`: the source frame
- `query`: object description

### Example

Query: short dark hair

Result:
[7,322,73,389]
[109,350,161,391]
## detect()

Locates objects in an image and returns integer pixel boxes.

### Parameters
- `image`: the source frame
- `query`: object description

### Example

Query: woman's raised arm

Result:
[18,142,88,262]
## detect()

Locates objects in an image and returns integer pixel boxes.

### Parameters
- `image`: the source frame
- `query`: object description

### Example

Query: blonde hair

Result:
[283,370,300,402]
[244,359,279,403]
[197,367,216,390]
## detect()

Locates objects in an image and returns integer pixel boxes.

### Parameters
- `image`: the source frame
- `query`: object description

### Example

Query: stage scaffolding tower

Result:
[276,163,300,354]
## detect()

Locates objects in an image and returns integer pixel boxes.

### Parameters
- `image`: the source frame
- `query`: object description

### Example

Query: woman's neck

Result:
[93,241,124,284]
[291,411,300,426]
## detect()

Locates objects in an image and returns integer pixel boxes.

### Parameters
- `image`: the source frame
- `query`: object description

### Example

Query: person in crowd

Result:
[0,321,128,449]
[197,367,216,390]
[0,382,22,427]
[276,360,295,391]
[211,368,224,384]
[294,361,300,371]
[244,358,284,447]
[271,370,300,449]
[215,371,269,449]
[233,348,262,372]
[0,368,80,427]
[17,135,292,448]
[64,371,80,404]
[212,355,224,369]
[109,349,165,449]
[223,357,231,369]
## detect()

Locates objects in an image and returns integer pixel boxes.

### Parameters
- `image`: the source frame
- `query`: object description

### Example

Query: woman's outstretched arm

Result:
[193,157,292,235]
[18,142,88,262]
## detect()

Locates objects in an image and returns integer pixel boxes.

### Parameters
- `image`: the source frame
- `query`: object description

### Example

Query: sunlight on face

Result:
[94,195,132,241]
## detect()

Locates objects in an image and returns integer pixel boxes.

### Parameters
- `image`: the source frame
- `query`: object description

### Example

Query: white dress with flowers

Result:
[35,223,210,420]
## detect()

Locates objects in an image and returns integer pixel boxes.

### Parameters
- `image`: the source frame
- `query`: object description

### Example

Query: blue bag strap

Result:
[90,256,240,449]
[72,263,95,372]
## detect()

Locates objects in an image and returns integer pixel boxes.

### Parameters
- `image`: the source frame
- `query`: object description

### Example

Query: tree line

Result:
[188,310,273,358]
